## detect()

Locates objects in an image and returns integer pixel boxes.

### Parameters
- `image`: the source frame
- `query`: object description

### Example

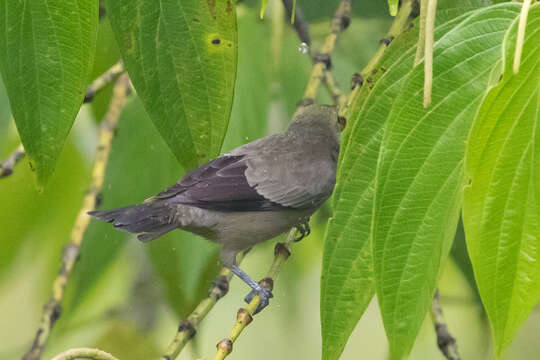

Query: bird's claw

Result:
[294,217,311,242]
[244,286,274,314]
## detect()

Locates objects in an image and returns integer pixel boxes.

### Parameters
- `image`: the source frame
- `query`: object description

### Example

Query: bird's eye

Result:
[337,116,347,131]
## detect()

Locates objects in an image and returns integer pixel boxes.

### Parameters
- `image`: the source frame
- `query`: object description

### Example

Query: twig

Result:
[341,0,415,117]
[513,0,531,74]
[0,143,24,179]
[159,252,247,360]
[212,230,296,360]
[323,72,347,108]
[282,0,311,46]
[51,348,119,360]
[295,0,352,115]
[282,0,347,109]
[84,62,125,103]
[431,290,461,360]
[22,74,131,360]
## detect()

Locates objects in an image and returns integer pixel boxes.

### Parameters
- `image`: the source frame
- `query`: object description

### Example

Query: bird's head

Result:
[288,104,346,139]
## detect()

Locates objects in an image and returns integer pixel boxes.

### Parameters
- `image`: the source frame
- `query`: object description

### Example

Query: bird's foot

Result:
[244,278,274,314]
[294,217,311,242]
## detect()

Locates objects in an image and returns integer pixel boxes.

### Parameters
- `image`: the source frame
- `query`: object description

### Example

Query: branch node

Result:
[340,15,351,31]
[236,308,253,326]
[259,277,274,292]
[274,242,291,259]
[44,300,62,325]
[350,73,364,90]
[314,52,332,70]
[177,320,197,339]
[216,338,233,353]
[379,35,395,46]
[211,274,230,299]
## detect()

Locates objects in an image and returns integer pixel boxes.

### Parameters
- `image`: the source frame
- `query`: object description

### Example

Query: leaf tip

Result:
[389,3,398,16]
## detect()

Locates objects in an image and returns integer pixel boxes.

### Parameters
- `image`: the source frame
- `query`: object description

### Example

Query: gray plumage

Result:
[89,104,343,311]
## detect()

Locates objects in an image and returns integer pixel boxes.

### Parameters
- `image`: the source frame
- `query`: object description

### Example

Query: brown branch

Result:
[0,143,24,179]
[282,0,347,108]
[22,74,131,360]
[341,0,415,118]
[212,231,295,360]
[323,72,347,108]
[84,62,125,103]
[295,0,352,115]
[432,290,461,360]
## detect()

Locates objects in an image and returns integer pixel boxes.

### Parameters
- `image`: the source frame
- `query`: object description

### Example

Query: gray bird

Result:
[89,104,345,312]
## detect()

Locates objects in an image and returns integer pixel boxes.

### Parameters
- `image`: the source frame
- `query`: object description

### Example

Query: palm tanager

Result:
[89,104,345,312]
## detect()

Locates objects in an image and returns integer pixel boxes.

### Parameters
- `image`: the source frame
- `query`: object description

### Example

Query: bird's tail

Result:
[88,203,177,242]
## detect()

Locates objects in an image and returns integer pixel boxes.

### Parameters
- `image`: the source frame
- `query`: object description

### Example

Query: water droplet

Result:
[298,42,309,54]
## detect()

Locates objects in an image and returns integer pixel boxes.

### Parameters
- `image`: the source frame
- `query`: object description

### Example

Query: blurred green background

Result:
[1,1,540,359]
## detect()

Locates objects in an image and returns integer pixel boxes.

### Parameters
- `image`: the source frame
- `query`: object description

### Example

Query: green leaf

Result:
[0,80,11,134]
[435,0,510,25]
[0,0,99,186]
[371,5,521,358]
[463,5,540,357]
[320,1,500,357]
[320,22,422,360]
[106,0,237,170]
[260,0,269,19]
[388,0,399,16]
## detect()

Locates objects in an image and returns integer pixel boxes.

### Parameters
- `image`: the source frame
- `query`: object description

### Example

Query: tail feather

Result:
[88,203,177,241]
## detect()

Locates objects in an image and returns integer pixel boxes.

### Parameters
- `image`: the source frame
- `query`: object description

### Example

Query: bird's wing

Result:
[228,133,338,210]
[151,155,283,211]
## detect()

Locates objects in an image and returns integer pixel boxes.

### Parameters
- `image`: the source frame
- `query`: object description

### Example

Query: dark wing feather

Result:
[228,131,339,210]
[152,155,284,211]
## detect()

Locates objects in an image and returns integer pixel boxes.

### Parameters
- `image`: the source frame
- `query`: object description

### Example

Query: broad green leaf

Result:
[463,5,540,357]
[371,4,520,359]
[320,23,422,360]
[106,0,237,170]
[0,80,10,134]
[0,0,99,185]
[320,1,499,357]
[435,0,509,25]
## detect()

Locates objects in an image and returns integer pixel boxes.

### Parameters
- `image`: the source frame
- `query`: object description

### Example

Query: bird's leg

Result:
[294,217,311,242]
[230,264,273,314]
